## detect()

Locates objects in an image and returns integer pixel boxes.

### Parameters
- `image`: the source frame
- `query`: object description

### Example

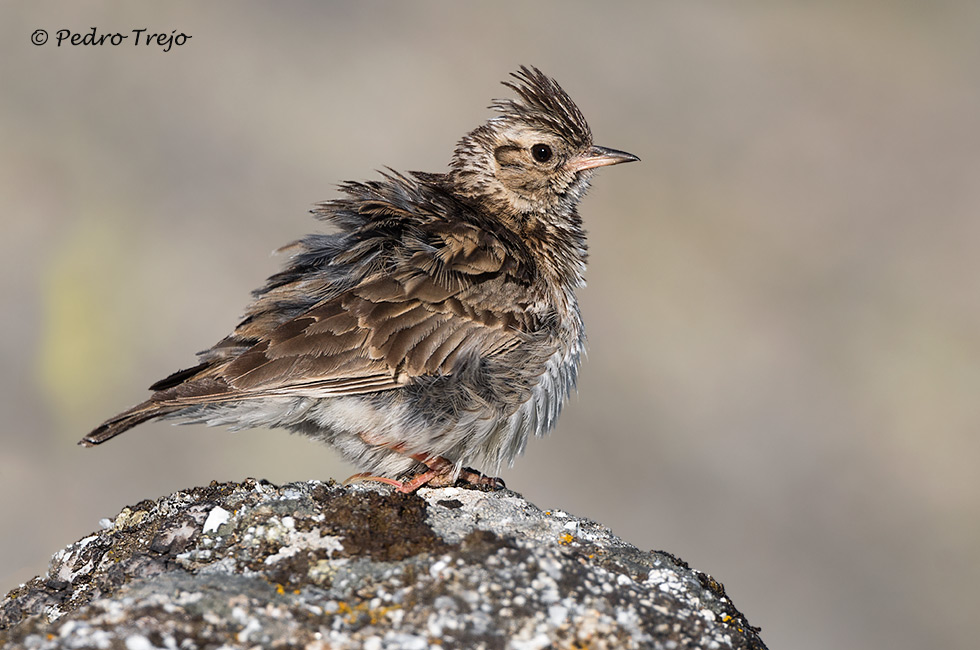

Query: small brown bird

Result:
[82,66,638,492]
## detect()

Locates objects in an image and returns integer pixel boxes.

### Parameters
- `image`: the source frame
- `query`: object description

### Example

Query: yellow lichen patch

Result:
[331,600,402,626]
[559,533,574,545]
[368,604,402,625]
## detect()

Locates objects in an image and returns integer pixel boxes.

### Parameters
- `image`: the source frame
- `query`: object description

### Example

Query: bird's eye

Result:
[531,143,553,163]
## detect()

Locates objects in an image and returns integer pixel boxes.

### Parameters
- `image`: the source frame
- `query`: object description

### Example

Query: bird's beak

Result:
[567,145,640,173]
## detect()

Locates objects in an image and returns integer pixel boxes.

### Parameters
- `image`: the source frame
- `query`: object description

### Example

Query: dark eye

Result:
[531,143,553,163]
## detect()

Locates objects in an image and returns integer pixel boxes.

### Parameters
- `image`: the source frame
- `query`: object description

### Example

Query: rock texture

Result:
[0,480,766,649]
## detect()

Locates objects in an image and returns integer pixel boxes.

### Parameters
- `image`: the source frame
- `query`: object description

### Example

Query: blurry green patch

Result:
[36,216,139,432]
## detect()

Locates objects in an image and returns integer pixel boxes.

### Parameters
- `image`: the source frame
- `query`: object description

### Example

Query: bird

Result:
[81,66,638,492]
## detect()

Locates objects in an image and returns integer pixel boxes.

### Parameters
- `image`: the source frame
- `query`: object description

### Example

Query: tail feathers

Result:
[79,402,182,447]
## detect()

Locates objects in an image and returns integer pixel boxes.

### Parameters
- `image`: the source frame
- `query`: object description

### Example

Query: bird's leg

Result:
[345,452,459,493]
[396,455,506,490]
[345,465,442,494]
[347,435,504,493]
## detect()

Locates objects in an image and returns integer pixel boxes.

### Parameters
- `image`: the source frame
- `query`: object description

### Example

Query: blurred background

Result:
[2,2,978,648]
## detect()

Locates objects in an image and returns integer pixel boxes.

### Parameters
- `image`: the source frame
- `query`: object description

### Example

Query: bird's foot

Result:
[345,456,505,494]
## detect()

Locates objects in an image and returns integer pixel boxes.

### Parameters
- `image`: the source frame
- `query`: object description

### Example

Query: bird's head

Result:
[450,66,638,220]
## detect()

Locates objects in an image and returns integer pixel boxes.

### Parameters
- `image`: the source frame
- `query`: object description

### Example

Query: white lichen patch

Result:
[263,529,343,565]
[202,506,231,534]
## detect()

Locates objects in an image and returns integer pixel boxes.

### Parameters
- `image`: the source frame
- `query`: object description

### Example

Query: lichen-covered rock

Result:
[0,480,766,649]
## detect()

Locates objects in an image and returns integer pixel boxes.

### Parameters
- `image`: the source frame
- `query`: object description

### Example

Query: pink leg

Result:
[346,440,505,493]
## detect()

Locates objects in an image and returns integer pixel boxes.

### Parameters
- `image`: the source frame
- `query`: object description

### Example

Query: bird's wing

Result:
[147,217,539,405]
[216,274,528,397]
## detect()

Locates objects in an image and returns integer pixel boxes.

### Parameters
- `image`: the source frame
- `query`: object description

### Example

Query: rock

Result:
[0,480,767,649]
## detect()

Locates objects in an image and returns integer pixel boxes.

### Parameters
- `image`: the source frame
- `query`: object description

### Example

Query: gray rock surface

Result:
[0,480,766,649]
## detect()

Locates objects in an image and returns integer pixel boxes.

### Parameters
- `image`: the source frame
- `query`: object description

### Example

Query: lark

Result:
[82,66,638,492]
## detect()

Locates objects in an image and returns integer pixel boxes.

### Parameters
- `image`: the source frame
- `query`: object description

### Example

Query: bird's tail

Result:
[79,401,182,447]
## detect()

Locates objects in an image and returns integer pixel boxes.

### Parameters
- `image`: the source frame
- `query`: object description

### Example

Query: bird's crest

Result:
[491,66,592,148]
